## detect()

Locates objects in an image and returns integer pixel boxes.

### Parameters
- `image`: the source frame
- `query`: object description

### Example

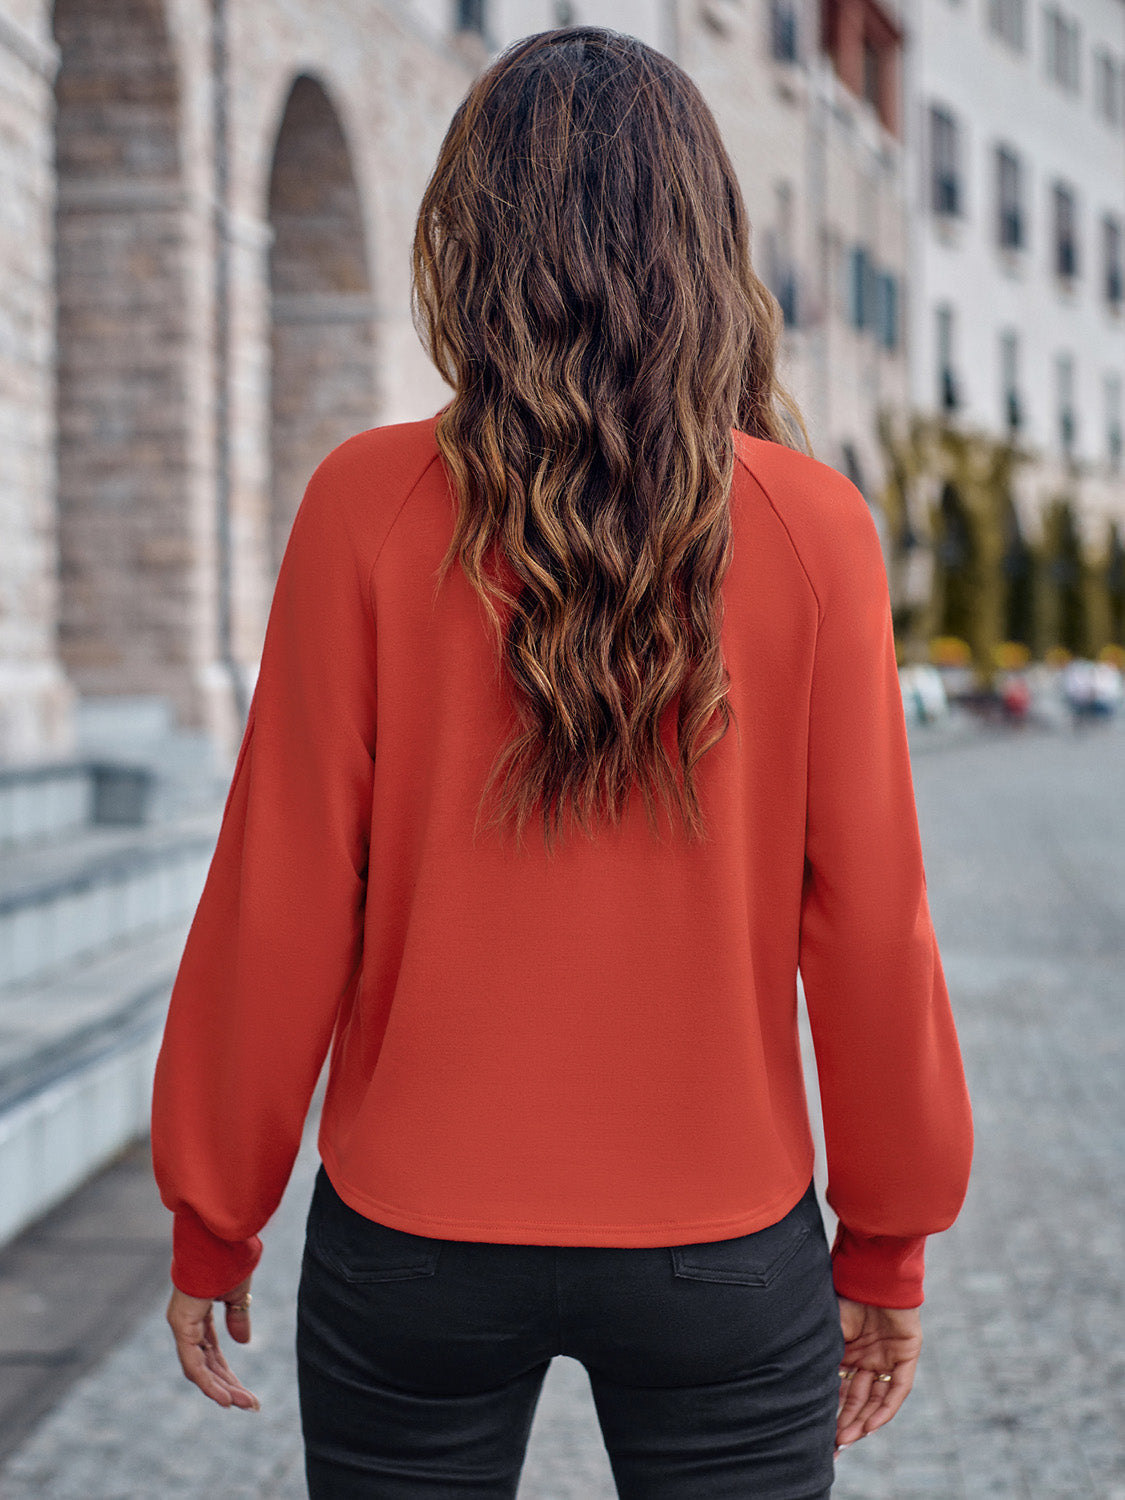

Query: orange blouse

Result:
[150,412,973,1307]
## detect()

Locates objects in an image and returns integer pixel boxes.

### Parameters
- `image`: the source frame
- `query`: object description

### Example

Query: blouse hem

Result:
[318,1142,817,1247]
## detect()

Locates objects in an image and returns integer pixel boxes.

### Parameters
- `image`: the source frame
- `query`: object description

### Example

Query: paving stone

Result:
[0,722,1123,1497]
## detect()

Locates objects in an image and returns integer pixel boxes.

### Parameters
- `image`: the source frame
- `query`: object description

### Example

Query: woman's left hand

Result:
[835,1295,921,1453]
[166,1273,261,1410]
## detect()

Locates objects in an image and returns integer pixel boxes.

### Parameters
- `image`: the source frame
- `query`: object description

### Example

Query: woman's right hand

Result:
[835,1296,922,1454]
[166,1274,260,1411]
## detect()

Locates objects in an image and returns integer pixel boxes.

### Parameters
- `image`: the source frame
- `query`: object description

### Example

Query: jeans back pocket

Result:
[669,1181,817,1287]
[306,1164,443,1283]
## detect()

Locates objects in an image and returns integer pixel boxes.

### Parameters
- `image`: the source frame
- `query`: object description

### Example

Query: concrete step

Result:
[72,692,236,824]
[0,762,94,851]
[0,703,235,1262]
[0,919,192,1249]
[0,810,219,991]
[0,758,162,853]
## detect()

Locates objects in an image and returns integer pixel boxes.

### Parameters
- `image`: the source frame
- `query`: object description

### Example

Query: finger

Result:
[224,1301,253,1345]
[837,1369,877,1445]
[202,1349,260,1409]
[173,1318,259,1410]
[197,1319,260,1409]
[200,1330,242,1388]
[177,1323,243,1394]
[846,1367,909,1440]
[840,1367,874,1423]
[836,1382,863,1441]
[172,1331,239,1408]
[848,1386,891,1438]
[863,1361,917,1434]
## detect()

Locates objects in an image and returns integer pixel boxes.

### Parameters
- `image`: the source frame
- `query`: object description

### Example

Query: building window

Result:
[456,0,486,34]
[849,245,878,330]
[1056,353,1076,457]
[996,146,1024,249]
[1106,372,1123,471]
[936,303,959,410]
[820,0,904,135]
[765,181,799,327]
[1000,329,1022,432]
[875,271,899,350]
[1043,6,1081,93]
[770,0,799,62]
[845,248,898,348]
[1093,49,1123,125]
[1103,215,1123,308]
[862,39,880,108]
[988,0,1026,50]
[930,105,962,216]
[1052,182,1079,279]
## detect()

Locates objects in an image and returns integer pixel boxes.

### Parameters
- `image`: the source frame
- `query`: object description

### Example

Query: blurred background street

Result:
[1,0,1123,1494]
[1,712,1123,1499]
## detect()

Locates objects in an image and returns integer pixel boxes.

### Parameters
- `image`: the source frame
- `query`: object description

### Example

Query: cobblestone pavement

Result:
[1,718,1122,1499]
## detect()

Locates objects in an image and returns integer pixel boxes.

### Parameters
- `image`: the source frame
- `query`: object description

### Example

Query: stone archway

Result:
[1041,500,1089,657]
[933,482,978,644]
[999,494,1035,649]
[1107,522,1125,648]
[266,74,376,574]
[52,0,192,710]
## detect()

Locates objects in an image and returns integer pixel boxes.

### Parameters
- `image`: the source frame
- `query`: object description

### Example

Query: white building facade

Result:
[907,0,1125,554]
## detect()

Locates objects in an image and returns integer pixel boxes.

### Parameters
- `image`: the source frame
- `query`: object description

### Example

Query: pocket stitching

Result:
[307,1180,442,1284]
[670,1221,812,1287]
[306,1235,441,1284]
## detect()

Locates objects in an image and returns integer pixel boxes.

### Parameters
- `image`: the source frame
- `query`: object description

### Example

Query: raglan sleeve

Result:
[798,472,973,1309]
[150,451,377,1298]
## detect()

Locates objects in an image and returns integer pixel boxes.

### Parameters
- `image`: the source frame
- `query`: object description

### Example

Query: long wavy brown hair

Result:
[411,26,809,854]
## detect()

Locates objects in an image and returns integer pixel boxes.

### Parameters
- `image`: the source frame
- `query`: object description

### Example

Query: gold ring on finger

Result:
[875,1372,893,1382]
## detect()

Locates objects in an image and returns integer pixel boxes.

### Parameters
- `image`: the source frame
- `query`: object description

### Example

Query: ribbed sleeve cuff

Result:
[830,1223,927,1308]
[171,1204,264,1299]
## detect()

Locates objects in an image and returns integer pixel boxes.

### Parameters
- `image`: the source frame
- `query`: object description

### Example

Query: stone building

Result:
[0,0,923,772]
[1,0,478,771]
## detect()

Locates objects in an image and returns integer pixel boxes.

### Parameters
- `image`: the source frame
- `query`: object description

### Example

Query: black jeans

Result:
[296,1165,844,1499]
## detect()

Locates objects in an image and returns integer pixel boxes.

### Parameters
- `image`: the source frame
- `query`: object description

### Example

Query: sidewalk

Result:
[0,1137,175,1467]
